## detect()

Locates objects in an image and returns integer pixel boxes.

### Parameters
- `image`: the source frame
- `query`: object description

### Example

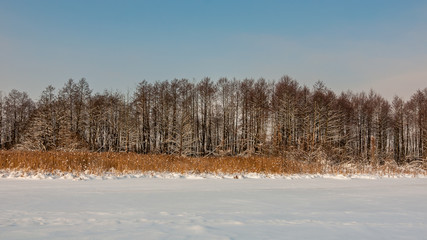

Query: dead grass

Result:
[0,150,425,176]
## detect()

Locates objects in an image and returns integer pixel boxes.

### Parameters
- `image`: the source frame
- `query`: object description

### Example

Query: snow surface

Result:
[1,176,427,239]
[1,170,425,180]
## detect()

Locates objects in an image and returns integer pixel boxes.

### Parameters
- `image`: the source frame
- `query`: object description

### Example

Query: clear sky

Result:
[1,0,426,100]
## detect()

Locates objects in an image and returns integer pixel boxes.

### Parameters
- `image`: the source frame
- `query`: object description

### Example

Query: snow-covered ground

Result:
[1,177,427,240]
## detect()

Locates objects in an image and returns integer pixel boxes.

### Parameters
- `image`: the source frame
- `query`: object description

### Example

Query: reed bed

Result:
[0,150,425,176]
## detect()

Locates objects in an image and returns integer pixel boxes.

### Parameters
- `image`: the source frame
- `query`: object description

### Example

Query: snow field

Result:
[1,177,427,239]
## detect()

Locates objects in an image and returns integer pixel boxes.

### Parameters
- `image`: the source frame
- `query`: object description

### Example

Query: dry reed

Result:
[0,150,425,176]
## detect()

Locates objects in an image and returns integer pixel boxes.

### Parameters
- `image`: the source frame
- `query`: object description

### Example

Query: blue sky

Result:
[1,0,426,100]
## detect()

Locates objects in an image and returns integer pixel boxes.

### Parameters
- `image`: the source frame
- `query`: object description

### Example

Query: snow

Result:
[1,176,427,239]
[1,170,425,180]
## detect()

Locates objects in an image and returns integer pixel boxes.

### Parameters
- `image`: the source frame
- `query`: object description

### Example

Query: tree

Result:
[19,86,58,150]
[58,79,77,132]
[0,92,3,149]
[392,96,405,164]
[134,80,152,154]
[198,78,216,155]
[4,76,426,164]
[3,90,34,148]
[74,78,92,140]
[271,76,299,153]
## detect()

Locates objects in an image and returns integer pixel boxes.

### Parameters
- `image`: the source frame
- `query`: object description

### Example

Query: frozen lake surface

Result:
[1,177,427,239]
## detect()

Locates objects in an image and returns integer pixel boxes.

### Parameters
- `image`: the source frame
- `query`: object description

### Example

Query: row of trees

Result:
[0,76,426,164]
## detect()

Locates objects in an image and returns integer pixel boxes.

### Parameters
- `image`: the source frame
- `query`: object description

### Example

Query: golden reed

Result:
[0,150,424,176]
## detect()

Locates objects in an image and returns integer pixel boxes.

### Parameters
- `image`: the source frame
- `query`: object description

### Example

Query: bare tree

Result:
[4,76,426,164]
[3,90,34,148]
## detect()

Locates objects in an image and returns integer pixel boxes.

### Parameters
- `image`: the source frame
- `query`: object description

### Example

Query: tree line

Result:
[0,76,426,164]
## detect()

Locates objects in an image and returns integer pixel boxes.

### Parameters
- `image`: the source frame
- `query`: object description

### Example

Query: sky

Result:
[1,0,427,101]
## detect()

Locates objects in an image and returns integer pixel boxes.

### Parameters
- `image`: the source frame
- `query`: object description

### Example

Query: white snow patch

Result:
[1,169,425,181]
[1,177,426,239]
